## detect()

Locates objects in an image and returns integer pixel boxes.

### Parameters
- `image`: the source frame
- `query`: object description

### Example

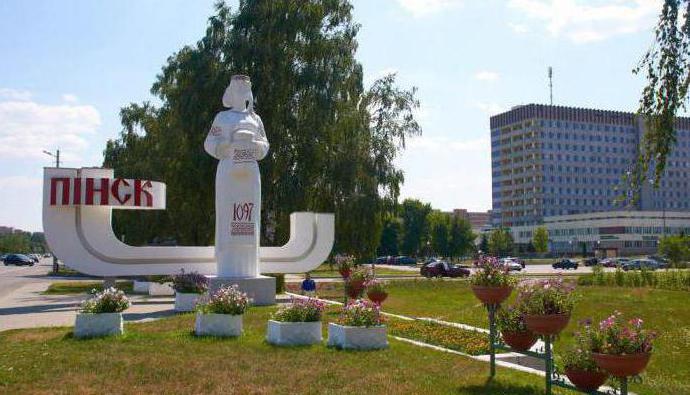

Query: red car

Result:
[420,261,470,278]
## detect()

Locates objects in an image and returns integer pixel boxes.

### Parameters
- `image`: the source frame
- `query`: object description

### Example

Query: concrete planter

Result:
[266,320,322,346]
[194,313,243,337]
[175,292,202,312]
[132,280,151,294]
[74,312,123,338]
[148,282,174,296]
[327,322,388,350]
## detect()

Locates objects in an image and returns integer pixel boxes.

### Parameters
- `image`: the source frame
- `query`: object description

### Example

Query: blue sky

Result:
[0,0,664,231]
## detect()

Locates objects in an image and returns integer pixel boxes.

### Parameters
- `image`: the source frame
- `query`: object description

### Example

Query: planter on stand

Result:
[501,331,537,351]
[266,320,322,346]
[194,313,243,337]
[327,323,388,350]
[564,368,609,393]
[367,290,388,305]
[345,280,366,299]
[175,292,202,312]
[592,352,651,378]
[524,313,571,336]
[74,312,123,338]
[471,285,512,305]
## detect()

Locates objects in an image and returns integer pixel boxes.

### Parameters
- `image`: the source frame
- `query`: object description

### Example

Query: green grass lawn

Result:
[309,263,417,278]
[0,307,558,394]
[43,280,133,295]
[309,279,688,395]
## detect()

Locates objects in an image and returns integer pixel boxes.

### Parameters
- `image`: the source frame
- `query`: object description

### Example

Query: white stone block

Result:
[194,313,243,337]
[74,313,123,338]
[327,323,388,350]
[132,280,151,294]
[207,275,275,306]
[175,292,202,312]
[148,282,174,296]
[266,320,322,346]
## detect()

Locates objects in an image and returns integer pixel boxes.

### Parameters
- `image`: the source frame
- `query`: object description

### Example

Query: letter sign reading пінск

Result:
[49,177,165,209]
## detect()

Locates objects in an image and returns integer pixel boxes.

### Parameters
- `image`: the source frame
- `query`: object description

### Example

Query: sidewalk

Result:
[0,281,176,332]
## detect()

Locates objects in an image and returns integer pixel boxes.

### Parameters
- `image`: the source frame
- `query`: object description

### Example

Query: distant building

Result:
[452,209,491,233]
[490,104,690,227]
[0,226,15,235]
[511,210,690,256]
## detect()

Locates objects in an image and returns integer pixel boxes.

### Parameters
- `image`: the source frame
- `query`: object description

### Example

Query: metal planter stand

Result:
[486,304,629,395]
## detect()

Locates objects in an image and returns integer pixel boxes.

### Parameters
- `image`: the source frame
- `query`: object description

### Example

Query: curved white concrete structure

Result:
[43,167,334,276]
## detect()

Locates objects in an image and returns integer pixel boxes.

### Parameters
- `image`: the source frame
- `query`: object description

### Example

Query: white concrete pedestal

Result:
[207,275,276,306]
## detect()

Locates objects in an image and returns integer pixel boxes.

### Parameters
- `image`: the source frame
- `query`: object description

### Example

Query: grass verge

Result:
[0,306,557,394]
[43,280,133,295]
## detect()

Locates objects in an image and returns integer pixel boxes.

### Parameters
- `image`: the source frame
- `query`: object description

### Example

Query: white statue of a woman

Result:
[204,75,269,277]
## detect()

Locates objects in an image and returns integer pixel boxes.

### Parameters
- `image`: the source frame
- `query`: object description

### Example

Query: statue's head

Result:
[223,75,254,111]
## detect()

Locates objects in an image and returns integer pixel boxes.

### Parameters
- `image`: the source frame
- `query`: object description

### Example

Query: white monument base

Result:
[207,275,276,306]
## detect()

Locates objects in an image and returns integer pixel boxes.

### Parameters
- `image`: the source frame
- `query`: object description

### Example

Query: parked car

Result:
[648,255,669,265]
[601,257,629,268]
[499,258,522,271]
[582,257,599,266]
[503,256,525,268]
[374,256,389,265]
[3,254,35,266]
[420,261,470,278]
[395,256,417,266]
[29,254,40,263]
[622,259,663,271]
[552,258,578,270]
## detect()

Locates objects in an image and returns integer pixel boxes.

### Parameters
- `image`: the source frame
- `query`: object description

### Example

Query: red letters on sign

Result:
[86,178,110,205]
[233,202,254,222]
[50,178,70,205]
[110,178,131,205]
[134,180,153,207]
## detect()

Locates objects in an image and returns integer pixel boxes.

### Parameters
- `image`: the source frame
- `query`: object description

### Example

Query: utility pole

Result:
[42,149,60,273]
[548,67,553,105]
[42,149,60,168]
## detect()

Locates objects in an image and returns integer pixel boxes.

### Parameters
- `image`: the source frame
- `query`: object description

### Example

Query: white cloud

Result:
[365,67,399,87]
[62,93,78,103]
[508,22,530,33]
[396,0,463,18]
[407,135,488,153]
[474,70,500,82]
[474,101,507,115]
[508,0,661,43]
[0,90,101,160]
[0,88,32,101]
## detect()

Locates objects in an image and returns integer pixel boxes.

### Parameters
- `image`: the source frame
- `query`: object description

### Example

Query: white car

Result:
[499,258,522,271]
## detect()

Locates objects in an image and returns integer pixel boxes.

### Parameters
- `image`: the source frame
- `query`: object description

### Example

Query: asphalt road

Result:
[0,257,54,301]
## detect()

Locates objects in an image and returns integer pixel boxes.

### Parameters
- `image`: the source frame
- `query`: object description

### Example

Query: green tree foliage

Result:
[658,234,690,267]
[488,228,514,256]
[478,233,489,254]
[532,226,549,253]
[0,231,46,254]
[448,214,475,259]
[427,210,450,257]
[377,216,401,256]
[399,199,431,256]
[103,1,420,258]
[628,1,690,194]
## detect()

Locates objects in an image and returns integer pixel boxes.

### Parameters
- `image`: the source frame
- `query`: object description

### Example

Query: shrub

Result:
[197,285,250,315]
[469,255,517,287]
[80,287,130,314]
[590,311,656,355]
[273,297,325,322]
[171,270,209,294]
[517,277,577,315]
[496,305,528,333]
[339,299,384,327]
[561,320,604,372]
[577,268,690,291]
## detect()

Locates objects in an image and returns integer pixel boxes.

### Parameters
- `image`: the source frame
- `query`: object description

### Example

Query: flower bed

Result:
[195,285,249,337]
[470,256,516,305]
[172,270,208,312]
[75,287,130,338]
[387,319,490,355]
[590,311,656,377]
[267,298,325,346]
[328,299,387,349]
[517,277,577,335]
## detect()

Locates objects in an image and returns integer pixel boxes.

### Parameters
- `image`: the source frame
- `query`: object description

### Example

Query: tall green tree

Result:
[103,1,421,258]
[0,232,31,254]
[427,210,450,257]
[478,233,489,254]
[488,228,513,257]
[627,1,690,195]
[532,226,549,254]
[377,216,401,256]
[399,199,431,256]
[448,215,475,259]
[658,234,690,268]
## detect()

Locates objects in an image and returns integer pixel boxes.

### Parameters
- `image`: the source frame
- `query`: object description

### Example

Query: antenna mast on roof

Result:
[548,66,553,105]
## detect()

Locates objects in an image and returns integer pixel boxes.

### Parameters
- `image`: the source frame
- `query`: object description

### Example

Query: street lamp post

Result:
[42,149,60,273]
